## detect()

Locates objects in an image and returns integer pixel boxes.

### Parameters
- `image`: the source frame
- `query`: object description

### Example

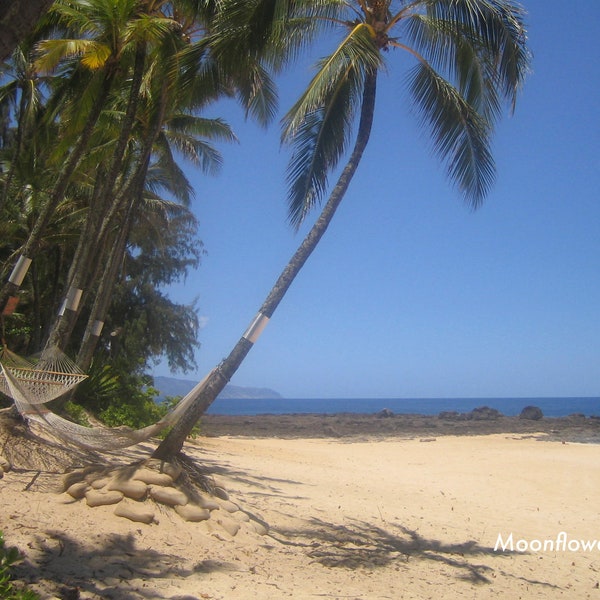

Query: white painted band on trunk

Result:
[8,256,32,286]
[90,320,104,337]
[242,313,270,344]
[65,287,83,311]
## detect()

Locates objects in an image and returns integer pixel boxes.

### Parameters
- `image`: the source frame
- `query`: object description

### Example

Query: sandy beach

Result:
[1,421,600,599]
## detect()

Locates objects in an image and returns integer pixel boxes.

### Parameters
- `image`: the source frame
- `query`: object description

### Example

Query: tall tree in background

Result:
[154,0,531,460]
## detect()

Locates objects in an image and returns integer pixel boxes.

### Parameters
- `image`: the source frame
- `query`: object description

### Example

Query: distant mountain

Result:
[152,375,283,401]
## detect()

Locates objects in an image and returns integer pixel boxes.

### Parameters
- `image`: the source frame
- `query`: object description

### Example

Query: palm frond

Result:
[421,0,531,110]
[408,61,495,207]
[166,115,237,144]
[234,61,279,127]
[282,22,381,227]
[35,39,111,72]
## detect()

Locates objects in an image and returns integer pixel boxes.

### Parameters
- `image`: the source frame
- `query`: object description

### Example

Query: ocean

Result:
[206,396,600,417]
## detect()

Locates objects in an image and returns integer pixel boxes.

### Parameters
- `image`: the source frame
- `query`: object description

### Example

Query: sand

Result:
[1,432,600,599]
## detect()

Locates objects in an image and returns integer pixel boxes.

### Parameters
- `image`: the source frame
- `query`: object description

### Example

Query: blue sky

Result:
[154,0,600,399]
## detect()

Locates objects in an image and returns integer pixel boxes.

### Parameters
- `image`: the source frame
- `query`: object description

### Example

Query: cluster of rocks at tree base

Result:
[438,406,503,421]
[62,458,267,536]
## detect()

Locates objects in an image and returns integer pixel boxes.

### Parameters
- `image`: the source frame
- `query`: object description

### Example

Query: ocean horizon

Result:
[206,396,600,417]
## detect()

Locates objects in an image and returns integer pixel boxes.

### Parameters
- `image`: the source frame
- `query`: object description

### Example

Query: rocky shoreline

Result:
[200,410,600,443]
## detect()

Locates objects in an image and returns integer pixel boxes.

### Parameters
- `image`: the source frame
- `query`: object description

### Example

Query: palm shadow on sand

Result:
[13,529,241,600]
[269,516,561,589]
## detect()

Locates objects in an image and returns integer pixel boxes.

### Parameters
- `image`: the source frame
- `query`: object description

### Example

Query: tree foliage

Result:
[0,0,254,426]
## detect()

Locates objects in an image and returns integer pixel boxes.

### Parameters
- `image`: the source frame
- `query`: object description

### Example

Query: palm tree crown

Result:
[279,0,530,226]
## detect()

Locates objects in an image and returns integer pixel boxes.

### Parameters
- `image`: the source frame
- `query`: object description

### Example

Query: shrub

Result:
[0,531,39,599]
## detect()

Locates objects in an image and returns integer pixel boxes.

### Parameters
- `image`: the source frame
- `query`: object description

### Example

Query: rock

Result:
[219,500,240,513]
[133,468,174,487]
[438,411,463,421]
[215,516,240,537]
[146,459,182,481]
[213,486,229,500]
[468,406,502,420]
[196,494,220,511]
[85,489,124,507]
[520,405,543,421]
[66,481,89,500]
[252,521,269,536]
[62,469,86,490]
[114,501,155,524]
[376,408,394,418]
[107,478,148,500]
[149,486,188,506]
[175,504,210,522]
[90,476,111,490]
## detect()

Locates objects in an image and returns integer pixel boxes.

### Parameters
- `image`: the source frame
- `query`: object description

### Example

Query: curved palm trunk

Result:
[152,70,378,460]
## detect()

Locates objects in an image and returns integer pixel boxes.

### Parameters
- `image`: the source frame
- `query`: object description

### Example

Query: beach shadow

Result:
[268,517,560,588]
[13,529,236,599]
[195,455,308,498]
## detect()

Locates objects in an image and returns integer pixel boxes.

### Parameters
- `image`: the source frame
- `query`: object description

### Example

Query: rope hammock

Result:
[0,345,88,404]
[0,345,212,451]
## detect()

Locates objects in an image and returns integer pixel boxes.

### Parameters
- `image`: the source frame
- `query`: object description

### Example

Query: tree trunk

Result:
[44,42,147,352]
[76,73,169,368]
[152,70,378,461]
[76,195,136,371]
[0,0,54,61]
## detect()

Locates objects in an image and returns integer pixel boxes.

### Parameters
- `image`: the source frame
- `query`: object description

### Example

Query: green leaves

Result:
[280,0,530,221]
[282,22,381,227]
[408,61,494,206]
[0,532,39,599]
[402,0,530,205]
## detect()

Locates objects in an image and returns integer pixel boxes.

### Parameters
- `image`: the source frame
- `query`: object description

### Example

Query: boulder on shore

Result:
[520,405,543,421]
[376,408,394,419]
[469,406,502,421]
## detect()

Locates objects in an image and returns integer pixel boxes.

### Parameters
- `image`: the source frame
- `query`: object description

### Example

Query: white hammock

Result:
[0,347,212,451]
[0,346,88,404]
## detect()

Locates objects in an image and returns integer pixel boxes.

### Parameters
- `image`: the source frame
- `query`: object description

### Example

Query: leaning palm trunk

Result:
[76,76,170,368]
[44,43,147,352]
[76,196,136,371]
[152,71,378,460]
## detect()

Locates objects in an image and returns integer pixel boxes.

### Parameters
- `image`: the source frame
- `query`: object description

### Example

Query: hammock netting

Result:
[0,346,88,404]
[0,345,210,451]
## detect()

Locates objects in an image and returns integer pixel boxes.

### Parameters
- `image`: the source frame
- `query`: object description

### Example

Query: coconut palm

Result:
[153,0,531,460]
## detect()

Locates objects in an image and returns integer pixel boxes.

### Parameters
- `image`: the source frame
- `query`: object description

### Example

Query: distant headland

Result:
[153,375,283,401]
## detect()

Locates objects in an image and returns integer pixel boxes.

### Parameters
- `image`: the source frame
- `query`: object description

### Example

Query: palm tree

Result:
[0,0,152,312]
[153,0,531,460]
